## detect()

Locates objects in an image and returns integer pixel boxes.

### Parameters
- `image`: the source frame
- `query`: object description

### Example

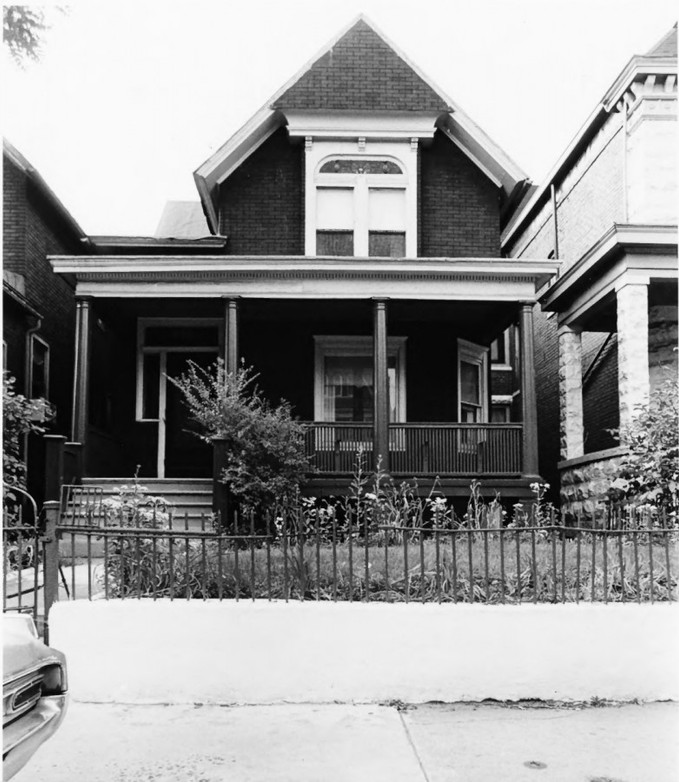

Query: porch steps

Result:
[78,478,214,523]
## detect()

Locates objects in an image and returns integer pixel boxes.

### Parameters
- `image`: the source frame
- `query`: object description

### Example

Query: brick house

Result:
[48,16,557,507]
[503,25,678,514]
[3,140,89,502]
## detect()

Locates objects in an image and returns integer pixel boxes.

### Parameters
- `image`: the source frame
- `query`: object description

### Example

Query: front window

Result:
[314,336,406,423]
[29,335,49,399]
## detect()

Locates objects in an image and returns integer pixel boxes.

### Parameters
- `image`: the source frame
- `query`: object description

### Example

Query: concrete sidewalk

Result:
[13,701,679,781]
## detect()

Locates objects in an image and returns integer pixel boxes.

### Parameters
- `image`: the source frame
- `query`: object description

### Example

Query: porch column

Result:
[373,298,389,473]
[519,304,539,476]
[558,325,584,461]
[616,281,650,434]
[216,297,240,527]
[222,296,240,374]
[71,297,92,451]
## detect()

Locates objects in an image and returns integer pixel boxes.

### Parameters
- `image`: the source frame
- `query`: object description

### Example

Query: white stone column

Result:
[616,282,650,434]
[558,325,584,461]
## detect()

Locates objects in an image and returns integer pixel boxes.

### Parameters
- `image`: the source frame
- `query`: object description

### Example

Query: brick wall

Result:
[3,159,27,276]
[508,111,624,270]
[218,128,304,254]
[3,155,80,439]
[649,303,678,389]
[582,333,619,454]
[419,131,501,257]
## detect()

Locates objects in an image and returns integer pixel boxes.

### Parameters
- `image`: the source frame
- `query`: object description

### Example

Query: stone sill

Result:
[558,446,628,472]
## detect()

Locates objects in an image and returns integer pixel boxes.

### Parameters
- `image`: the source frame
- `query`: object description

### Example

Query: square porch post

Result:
[71,296,92,461]
[558,324,585,461]
[373,298,390,473]
[616,281,650,434]
[519,303,539,477]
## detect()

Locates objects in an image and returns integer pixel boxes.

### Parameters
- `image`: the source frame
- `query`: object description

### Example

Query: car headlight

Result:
[40,664,67,696]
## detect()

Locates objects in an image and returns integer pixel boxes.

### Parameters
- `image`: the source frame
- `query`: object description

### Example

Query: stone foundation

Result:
[559,448,627,518]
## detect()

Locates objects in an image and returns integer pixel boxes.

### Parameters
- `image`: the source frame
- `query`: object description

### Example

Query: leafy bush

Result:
[168,360,310,510]
[2,373,50,521]
[608,371,679,516]
[101,469,172,528]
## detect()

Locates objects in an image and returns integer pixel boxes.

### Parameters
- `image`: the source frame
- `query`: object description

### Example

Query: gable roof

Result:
[645,23,677,57]
[155,200,211,239]
[194,15,527,234]
[3,138,87,244]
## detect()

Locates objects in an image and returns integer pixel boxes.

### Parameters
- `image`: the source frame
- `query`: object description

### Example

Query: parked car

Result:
[3,615,68,780]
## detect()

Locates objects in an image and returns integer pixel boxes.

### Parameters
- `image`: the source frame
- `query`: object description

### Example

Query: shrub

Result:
[168,360,310,510]
[608,371,679,516]
[2,373,50,522]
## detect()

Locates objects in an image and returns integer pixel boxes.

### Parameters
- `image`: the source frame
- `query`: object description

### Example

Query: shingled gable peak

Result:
[272,16,451,114]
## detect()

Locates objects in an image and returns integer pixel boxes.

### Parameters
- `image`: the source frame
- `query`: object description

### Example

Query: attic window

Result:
[312,154,409,258]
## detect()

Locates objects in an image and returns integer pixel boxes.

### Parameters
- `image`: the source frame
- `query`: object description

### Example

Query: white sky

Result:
[2,0,677,236]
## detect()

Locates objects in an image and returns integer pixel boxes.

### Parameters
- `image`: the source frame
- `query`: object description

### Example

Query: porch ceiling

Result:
[50,255,558,302]
[91,297,519,345]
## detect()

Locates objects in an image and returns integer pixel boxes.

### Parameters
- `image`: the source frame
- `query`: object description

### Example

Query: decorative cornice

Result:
[284,111,438,141]
[49,254,559,301]
[504,55,677,249]
[50,254,558,280]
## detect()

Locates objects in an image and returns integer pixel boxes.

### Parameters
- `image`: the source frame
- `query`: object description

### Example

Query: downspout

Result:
[23,314,43,488]
[550,184,559,260]
[621,95,629,222]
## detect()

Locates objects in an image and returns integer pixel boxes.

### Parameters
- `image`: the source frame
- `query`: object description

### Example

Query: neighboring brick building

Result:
[503,26,678,514]
[49,16,557,502]
[3,140,89,499]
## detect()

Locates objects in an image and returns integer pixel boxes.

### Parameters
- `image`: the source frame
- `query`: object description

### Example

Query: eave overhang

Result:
[539,223,678,316]
[49,255,559,302]
[3,139,88,247]
[3,281,43,319]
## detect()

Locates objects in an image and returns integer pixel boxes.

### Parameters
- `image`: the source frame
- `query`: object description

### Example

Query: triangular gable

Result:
[273,18,449,113]
[194,14,527,234]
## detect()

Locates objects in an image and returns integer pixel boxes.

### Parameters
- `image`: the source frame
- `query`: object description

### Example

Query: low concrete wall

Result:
[50,601,679,704]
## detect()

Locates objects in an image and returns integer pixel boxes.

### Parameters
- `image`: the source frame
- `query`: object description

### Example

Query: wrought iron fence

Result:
[2,491,43,627]
[49,499,677,606]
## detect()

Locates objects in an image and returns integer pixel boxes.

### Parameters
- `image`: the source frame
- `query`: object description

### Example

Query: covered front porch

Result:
[51,254,557,499]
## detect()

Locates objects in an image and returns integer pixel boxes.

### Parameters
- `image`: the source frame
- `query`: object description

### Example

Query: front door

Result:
[163,352,215,478]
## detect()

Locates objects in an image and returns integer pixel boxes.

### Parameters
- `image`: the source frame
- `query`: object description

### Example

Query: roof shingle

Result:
[273,18,449,113]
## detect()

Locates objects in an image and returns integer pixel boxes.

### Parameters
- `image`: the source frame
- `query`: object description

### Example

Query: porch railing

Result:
[304,423,373,472]
[304,422,523,475]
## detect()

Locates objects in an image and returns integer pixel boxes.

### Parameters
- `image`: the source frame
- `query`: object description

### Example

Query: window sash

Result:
[314,336,407,423]
[316,230,354,256]
[368,231,406,258]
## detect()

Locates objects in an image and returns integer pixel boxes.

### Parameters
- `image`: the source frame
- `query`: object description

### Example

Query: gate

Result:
[2,488,44,633]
